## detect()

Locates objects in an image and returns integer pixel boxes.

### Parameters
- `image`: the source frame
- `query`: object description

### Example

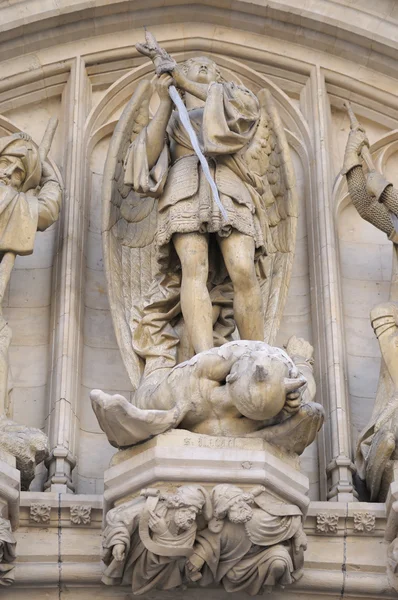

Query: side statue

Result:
[101,484,307,595]
[0,517,16,586]
[343,104,398,501]
[93,32,324,454]
[0,123,62,489]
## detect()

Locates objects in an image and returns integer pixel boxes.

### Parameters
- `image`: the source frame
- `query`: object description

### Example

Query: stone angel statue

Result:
[102,31,298,387]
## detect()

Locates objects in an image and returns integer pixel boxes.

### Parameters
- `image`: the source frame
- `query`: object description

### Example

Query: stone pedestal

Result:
[0,449,20,529]
[103,430,310,515]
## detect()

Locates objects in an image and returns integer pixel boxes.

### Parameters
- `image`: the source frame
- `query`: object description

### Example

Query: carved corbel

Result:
[101,483,307,594]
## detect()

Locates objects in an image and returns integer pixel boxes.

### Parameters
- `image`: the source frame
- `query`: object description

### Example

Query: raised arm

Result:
[37,161,62,231]
[145,74,174,169]
[343,127,395,238]
[346,166,395,237]
[135,31,209,103]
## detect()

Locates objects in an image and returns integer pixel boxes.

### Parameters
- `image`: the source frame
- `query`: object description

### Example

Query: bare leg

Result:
[218,232,264,340]
[173,232,213,353]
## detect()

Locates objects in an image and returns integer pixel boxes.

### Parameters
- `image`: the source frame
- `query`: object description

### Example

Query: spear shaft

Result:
[343,101,375,171]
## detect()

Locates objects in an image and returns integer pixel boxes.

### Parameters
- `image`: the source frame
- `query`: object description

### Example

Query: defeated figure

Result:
[91,337,324,453]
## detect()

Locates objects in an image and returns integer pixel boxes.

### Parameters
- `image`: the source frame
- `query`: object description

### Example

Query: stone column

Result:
[301,67,356,501]
[44,58,90,492]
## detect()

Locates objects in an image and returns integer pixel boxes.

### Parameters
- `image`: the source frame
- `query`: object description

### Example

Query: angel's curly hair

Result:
[180,57,225,83]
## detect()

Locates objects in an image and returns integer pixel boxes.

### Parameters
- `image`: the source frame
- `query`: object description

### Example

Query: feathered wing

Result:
[241,88,298,344]
[102,79,157,390]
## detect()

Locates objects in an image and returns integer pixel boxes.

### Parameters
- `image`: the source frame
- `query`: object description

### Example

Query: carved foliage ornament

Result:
[30,503,51,524]
[70,505,91,526]
[315,513,339,534]
[353,512,375,533]
[101,484,307,594]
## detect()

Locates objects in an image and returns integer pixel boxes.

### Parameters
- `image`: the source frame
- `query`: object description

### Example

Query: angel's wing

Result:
[241,88,298,344]
[102,79,157,390]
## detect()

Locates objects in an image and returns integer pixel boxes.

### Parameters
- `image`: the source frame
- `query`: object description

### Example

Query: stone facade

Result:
[1,0,398,598]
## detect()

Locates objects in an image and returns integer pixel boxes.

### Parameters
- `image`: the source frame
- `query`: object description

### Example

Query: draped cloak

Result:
[191,500,303,595]
[0,137,61,255]
[101,501,197,594]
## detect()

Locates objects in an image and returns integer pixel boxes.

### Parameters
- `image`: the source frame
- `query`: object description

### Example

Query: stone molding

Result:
[103,431,309,514]
[2,0,398,85]
[19,492,102,528]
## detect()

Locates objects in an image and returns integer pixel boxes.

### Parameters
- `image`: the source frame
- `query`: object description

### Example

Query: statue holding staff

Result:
[0,121,62,415]
[102,32,299,383]
[343,102,398,500]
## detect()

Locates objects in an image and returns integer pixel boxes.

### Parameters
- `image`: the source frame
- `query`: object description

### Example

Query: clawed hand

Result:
[283,391,301,415]
[285,336,313,363]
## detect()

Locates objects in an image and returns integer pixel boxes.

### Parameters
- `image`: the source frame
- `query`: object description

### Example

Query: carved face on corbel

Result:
[227,498,254,524]
[212,484,256,524]
[173,506,199,531]
[0,155,26,191]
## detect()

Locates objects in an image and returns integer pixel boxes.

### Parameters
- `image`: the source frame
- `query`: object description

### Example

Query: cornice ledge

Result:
[0,0,398,61]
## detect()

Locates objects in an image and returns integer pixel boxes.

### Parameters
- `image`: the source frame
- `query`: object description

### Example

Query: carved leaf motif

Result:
[70,505,92,525]
[30,503,51,524]
[316,513,339,534]
[353,512,375,533]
